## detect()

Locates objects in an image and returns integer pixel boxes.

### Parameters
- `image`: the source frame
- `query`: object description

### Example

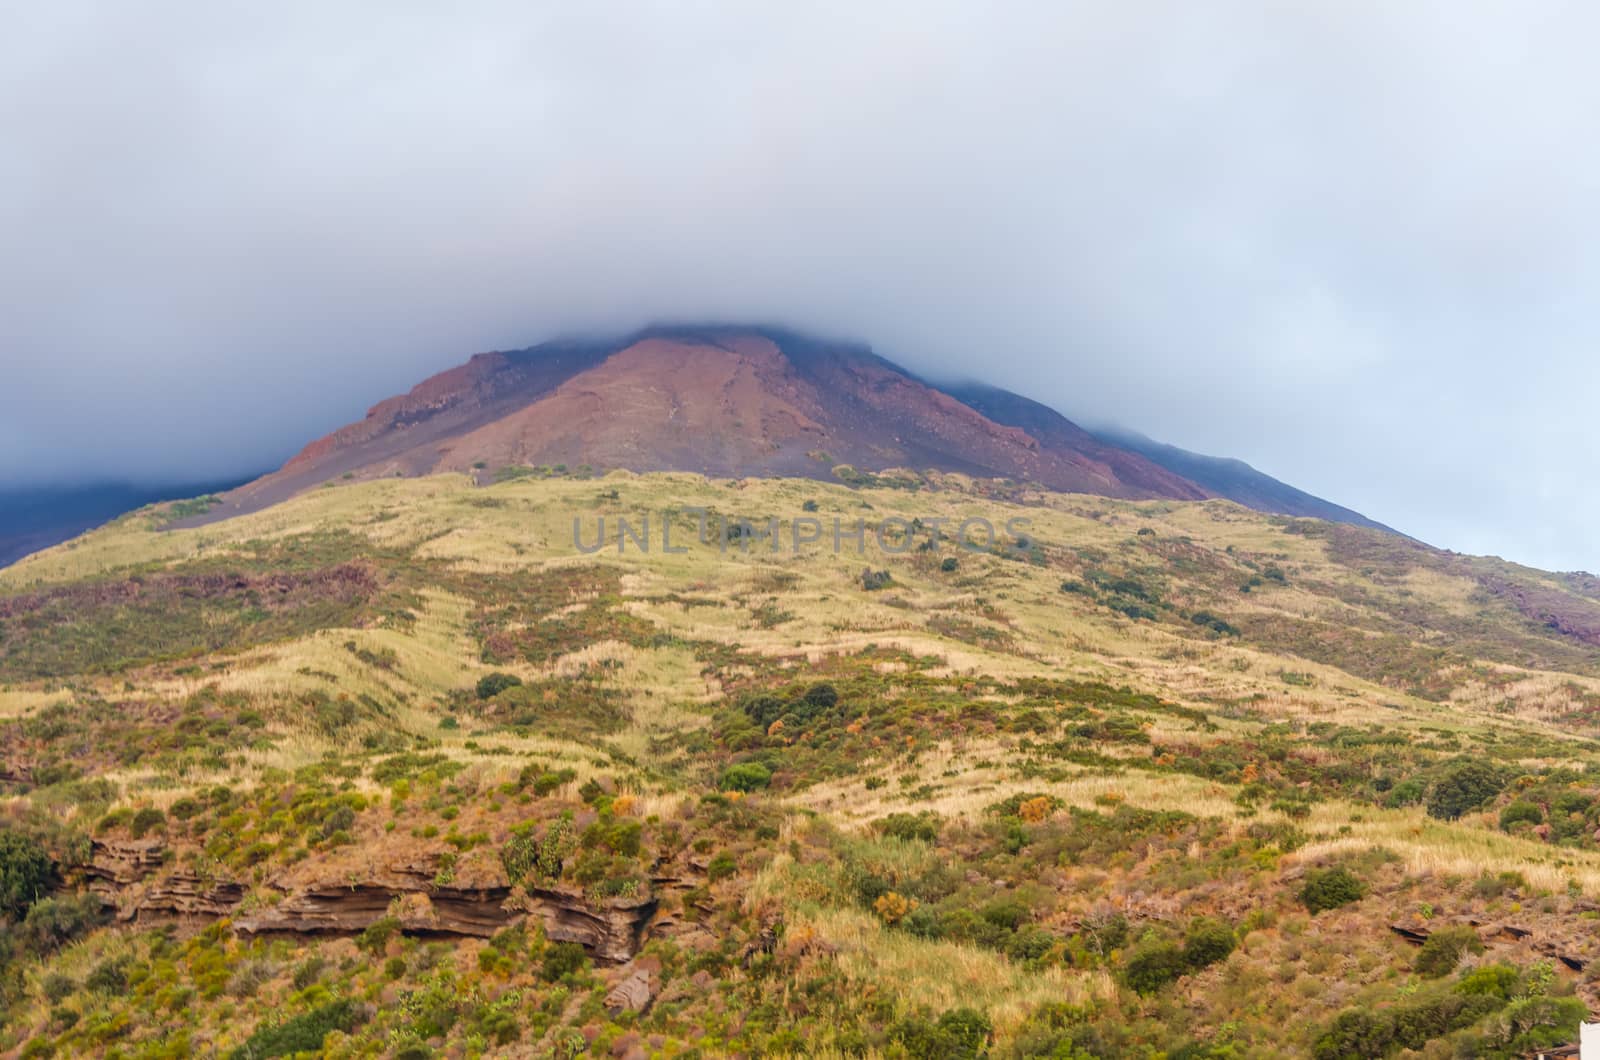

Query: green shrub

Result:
[860,568,893,591]
[1299,866,1366,914]
[876,812,941,843]
[1498,801,1543,831]
[540,941,590,982]
[1455,962,1519,999]
[40,972,76,1003]
[228,999,363,1059]
[981,898,1030,932]
[85,956,131,993]
[476,672,524,700]
[318,804,356,840]
[129,807,166,838]
[719,762,772,792]
[1552,790,1593,816]
[519,766,576,796]
[16,894,105,954]
[501,829,539,885]
[940,557,959,572]
[1122,938,1187,994]
[1313,991,1502,1060]
[707,851,737,881]
[1189,611,1239,636]
[356,916,401,954]
[290,957,327,991]
[1426,762,1506,820]
[1494,995,1587,1054]
[1383,779,1425,808]
[1182,918,1237,970]
[0,830,54,919]
[1471,870,1526,900]
[1414,925,1484,978]
[890,1007,993,1059]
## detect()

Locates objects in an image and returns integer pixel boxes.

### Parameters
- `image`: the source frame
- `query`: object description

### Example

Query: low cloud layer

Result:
[4,3,1597,570]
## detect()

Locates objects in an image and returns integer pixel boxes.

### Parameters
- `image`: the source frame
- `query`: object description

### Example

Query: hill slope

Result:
[0,472,1596,1056]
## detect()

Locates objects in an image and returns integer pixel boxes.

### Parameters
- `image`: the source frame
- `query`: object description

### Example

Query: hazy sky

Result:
[4,3,1597,570]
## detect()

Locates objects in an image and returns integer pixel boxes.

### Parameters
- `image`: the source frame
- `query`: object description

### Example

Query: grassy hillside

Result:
[2,470,1599,1057]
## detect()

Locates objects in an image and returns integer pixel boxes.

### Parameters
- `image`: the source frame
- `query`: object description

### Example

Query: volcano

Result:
[211,325,1381,528]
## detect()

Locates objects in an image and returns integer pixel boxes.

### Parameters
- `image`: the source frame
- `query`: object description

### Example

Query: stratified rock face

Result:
[87,838,666,965]
[201,325,1219,522]
[233,883,514,938]
[85,838,165,888]
[524,886,659,965]
[86,839,246,920]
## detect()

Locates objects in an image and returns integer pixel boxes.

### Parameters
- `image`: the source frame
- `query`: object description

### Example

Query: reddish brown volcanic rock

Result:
[205,325,1211,519]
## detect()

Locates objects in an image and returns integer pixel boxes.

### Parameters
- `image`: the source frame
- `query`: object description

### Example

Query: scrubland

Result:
[2,469,1599,1056]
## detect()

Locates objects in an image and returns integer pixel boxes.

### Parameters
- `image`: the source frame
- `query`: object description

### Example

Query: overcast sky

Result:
[4,2,1597,570]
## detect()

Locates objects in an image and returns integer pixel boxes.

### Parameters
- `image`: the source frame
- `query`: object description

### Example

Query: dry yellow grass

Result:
[801,904,1114,1034]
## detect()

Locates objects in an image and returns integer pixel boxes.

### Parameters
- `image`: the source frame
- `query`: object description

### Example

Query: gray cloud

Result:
[3,2,1597,570]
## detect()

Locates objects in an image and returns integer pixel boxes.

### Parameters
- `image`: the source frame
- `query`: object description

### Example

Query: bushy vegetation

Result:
[1415,925,1485,978]
[229,998,364,1059]
[0,831,53,919]
[1299,866,1366,914]
[1427,761,1508,820]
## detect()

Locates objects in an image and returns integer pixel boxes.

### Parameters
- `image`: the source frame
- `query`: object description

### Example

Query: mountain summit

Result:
[217,325,1379,527]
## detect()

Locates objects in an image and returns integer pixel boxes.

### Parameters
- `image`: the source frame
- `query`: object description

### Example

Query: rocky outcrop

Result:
[234,881,513,937]
[86,837,677,965]
[86,838,245,920]
[522,885,658,965]
[604,965,655,1015]
[85,837,167,886]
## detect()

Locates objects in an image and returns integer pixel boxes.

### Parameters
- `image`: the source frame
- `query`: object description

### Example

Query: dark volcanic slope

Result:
[938,382,1391,531]
[1087,425,1395,532]
[205,325,1384,531]
[0,479,252,569]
